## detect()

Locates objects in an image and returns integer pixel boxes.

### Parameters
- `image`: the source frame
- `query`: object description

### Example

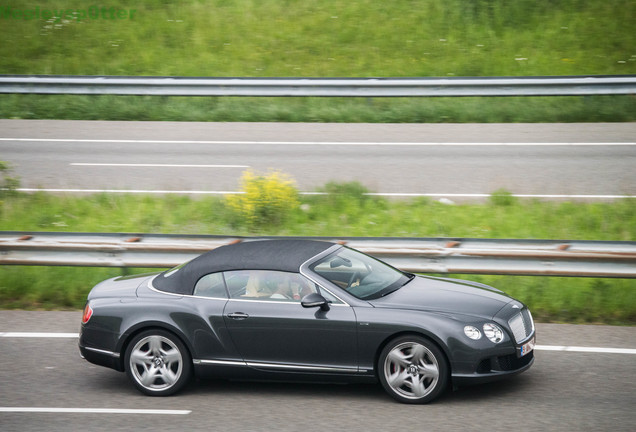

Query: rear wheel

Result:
[378,335,448,404]
[124,329,192,396]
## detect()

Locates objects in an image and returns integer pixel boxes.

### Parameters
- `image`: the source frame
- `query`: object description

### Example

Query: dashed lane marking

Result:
[0,407,191,415]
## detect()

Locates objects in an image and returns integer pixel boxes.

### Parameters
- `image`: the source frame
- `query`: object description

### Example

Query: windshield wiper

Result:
[380,286,402,297]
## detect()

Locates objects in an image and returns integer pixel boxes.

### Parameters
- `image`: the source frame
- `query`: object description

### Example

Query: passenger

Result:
[270,273,294,299]
[243,272,269,297]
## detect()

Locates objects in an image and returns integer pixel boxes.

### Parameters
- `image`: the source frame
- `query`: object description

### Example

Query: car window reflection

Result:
[225,270,321,302]
[310,247,407,300]
[193,272,228,298]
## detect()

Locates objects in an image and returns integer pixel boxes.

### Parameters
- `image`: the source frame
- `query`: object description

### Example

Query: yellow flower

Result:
[226,169,300,228]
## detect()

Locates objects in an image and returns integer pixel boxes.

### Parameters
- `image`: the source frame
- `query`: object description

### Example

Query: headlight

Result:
[483,323,504,343]
[464,326,482,340]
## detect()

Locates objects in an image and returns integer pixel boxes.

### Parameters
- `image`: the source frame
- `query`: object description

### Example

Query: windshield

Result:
[309,247,409,300]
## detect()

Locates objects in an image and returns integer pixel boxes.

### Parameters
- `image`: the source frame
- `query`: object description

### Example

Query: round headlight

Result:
[483,323,504,343]
[464,326,482,340]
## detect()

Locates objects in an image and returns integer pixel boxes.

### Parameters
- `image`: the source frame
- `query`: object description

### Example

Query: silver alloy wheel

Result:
[383,341,440,400]
[128,335,183,392]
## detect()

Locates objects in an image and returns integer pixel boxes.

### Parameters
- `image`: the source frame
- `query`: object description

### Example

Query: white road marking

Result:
[0,138,634,146]
[535,345,636,355]
[0,407,191,415]
[15,188,636,200]
[0,332,79,338]
[2,332,635,354]
[17,188,240,195]
[365,193,636,199]
[71,163,249,168]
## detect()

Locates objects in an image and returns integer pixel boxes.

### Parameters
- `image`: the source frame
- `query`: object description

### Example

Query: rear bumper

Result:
[79,323,124,371]
[79,343,123,372]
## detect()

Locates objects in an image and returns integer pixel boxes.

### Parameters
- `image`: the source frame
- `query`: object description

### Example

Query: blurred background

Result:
[0,0,634,121]
[0,0,634,321]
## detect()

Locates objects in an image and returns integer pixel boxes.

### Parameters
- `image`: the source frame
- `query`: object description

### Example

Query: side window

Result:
[225,270,320,302]
[223,270,250,298]
[193,272,228,299]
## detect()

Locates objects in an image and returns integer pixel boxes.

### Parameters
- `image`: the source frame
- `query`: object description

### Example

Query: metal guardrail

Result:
[0,75,635,97]
[1,232,635,278]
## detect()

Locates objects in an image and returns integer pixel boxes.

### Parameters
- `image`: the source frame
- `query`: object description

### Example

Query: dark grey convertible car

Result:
[79,239,535,404]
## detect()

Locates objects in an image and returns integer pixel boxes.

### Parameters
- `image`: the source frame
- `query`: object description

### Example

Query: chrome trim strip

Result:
[299,244,351,306]
[150,269,348,305]
[84,346,120,358]
[515,329,536,345]
[194,358,361,373]
[189,294,228,301]
[150,275,229,300]
[526,308,536,333]
[147,275,185,297]
[246,362,359,373]
[225,297,348,307]
[193,359,246,366]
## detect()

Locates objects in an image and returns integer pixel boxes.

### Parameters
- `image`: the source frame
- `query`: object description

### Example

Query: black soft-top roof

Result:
[153,239,336,294]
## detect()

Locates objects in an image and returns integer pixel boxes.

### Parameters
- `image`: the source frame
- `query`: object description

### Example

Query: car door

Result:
[183,271,241,362]
[222,270,359,373]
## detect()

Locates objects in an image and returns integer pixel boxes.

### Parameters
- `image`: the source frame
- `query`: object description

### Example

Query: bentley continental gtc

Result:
[79,239,535,404]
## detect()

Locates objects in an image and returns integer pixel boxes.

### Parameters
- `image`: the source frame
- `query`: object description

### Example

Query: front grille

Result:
[508,314,526,342]
[508,309,534,343]
[476,359,491,374]
[496,351,534,371]
[476,351,534,374]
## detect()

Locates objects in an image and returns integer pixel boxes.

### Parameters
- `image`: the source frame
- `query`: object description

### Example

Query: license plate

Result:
[519,337,535,357]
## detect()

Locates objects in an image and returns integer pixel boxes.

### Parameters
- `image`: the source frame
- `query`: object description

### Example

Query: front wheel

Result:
[124,329,192,396]
[378,335,448,404]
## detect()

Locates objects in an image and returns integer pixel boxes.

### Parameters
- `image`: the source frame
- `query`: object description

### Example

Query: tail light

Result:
[82,303,93,324]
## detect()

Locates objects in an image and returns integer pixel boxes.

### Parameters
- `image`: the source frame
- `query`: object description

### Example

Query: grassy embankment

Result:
[1,190,634,324]
[0,0,634,122]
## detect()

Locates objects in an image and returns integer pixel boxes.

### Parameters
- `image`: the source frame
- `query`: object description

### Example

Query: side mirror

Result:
[301,293,330,311]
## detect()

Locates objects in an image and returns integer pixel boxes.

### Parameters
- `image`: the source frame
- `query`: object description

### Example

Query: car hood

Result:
[368,275,513,320]
[87,272,158,300]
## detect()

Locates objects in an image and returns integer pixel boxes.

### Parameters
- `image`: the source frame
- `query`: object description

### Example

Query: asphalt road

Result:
[1,120,635,200]
[1,311,635,432]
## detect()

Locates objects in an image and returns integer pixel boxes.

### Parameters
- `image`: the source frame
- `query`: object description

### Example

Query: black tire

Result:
[377,335,448,404]
[124,329,192,396]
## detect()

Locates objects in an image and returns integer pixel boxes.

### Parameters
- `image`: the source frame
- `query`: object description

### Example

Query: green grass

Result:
[2,0,634,76]
[1,94,634,123]
[0,191,634,323]
[0,0,634,122]
[2,191,634,239]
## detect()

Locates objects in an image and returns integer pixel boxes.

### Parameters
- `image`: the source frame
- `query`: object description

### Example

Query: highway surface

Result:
[1,311,635,432]
[1,120,635,200]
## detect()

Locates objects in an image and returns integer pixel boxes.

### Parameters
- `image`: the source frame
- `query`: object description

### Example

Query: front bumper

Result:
[451,322,536,386]
[452,350,534,385]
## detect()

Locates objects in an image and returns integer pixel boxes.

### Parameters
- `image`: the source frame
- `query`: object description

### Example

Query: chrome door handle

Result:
[227,312,249,320]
